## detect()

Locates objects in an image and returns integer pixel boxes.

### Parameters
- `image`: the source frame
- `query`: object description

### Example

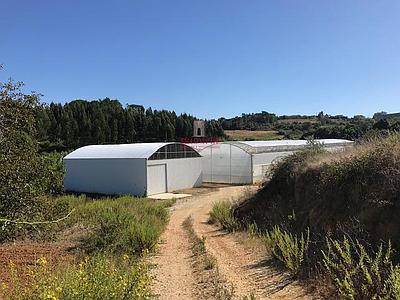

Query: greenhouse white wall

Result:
[64,142,202,196]
[189,139,353,184]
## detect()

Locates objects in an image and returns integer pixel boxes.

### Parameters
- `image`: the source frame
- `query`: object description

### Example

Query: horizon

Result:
[1,0,399,119]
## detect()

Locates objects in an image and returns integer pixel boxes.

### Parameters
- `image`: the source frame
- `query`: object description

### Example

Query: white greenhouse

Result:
[189,139,353,184]
[64,142,202,196]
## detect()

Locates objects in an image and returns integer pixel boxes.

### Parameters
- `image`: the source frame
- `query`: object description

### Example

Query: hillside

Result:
[224,130,284,141]
[224,134,400,299]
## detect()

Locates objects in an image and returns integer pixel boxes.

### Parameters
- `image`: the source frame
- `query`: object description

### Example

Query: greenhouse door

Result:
[147,164,167,195]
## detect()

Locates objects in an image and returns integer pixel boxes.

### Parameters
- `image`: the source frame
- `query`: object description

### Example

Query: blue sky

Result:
[1,0,399,119]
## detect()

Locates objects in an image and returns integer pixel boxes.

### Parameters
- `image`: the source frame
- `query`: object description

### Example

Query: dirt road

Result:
[151,186,314,299]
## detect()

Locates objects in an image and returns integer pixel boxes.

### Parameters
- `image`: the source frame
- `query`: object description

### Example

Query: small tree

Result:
[0,74,61,239]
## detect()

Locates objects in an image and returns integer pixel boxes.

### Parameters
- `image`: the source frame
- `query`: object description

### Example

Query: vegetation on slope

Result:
[236,134,400,244]
[211,135,400,299]
[224,129,283,141]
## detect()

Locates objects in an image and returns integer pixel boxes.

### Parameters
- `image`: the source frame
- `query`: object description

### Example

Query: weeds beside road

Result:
[182,216,235,300]
[1,195,173,300]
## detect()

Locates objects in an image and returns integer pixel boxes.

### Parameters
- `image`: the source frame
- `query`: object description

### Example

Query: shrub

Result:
[1,254,152,300]
[263,226,309,276]
[209,201,239,232]
[322,237,394,300]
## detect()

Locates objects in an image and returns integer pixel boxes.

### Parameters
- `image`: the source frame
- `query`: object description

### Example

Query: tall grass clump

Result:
[263,226,310,276]
[1,254,152,300]
[63,195,172,255]
[209,201,239,232]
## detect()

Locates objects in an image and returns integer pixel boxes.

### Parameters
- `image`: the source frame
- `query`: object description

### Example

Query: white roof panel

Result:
[187,139,353,154]
[235,139,353,154]
[65,142,178,159]
[239,139,353,148]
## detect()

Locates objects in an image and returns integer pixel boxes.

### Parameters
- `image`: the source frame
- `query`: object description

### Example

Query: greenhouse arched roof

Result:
[64,142,200,159]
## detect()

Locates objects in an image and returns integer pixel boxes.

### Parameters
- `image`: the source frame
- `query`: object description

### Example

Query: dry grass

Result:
[182,216,235,300]
[225,130,283,141]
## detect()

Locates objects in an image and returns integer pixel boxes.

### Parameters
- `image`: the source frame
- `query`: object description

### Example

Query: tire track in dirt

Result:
[151,203,197,299]
[152,186,315,299]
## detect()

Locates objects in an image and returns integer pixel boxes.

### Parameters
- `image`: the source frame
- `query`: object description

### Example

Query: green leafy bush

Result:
[0,77,68,241]
[263,226,309,276]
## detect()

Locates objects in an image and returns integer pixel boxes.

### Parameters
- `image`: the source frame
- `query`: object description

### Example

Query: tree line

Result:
[35,99,224,151]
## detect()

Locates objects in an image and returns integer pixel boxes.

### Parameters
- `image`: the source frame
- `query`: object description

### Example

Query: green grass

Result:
[62,195,173,255]
[209,201,239,232]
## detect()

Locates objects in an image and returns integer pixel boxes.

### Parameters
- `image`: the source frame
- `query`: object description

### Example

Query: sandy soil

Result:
[151,185,316,299]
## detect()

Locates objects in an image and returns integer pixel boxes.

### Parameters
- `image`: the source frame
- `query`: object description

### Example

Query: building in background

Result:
[193,120,205,137]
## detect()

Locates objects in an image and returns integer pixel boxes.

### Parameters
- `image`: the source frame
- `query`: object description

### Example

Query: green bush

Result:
[209,201,239,232]
[263,226,309,276]
[1,254,152,300]
[322,237,394,300]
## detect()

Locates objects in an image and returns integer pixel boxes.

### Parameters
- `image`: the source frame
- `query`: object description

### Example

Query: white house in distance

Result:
[64,142,202,196]
[189,139,353,184]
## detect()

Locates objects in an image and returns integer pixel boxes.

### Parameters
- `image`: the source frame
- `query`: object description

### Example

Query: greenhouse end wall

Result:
[199,144,252,184]
[64,158,147,196]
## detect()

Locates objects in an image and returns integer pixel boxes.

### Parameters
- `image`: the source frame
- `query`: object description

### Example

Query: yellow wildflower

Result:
[36,257,47,267]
